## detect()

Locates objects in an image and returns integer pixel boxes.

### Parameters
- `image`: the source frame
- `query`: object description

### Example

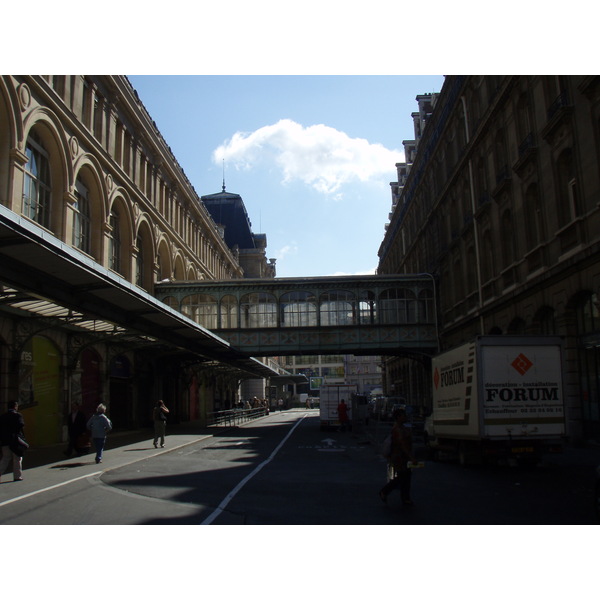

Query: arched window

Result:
[501,209,515,267]
[494,128,509,181]
[73,178,91,254]
[240,293,277,328]
[135,235,144,287]
[481,229,494,282]
[524,183,543,250]
[281,291,317,327]
[182,294,218,328]
[453,254,463,305]
[466,246,477,294]
[577,292,599,335]
[23,132,51,229]
[516,92,533,143]
[320,291,355,326]
[475,156,489,206]
[109,209,122,274]
[556,148,577,227]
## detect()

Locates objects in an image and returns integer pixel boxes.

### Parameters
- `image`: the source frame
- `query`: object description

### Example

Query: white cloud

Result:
[213,119,402,196]
[275,243,298,261]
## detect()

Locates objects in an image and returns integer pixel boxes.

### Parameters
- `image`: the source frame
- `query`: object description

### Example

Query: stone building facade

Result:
[378,75,600,443]
[0,75,275,445]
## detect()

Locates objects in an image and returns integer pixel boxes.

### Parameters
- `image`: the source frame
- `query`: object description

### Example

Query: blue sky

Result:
[128,75,445,278]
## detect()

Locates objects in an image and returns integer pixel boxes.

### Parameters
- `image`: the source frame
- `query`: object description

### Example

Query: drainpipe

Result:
[461,95,485,335]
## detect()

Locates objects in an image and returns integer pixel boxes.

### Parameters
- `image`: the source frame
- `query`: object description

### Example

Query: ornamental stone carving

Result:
[18,83,31,110]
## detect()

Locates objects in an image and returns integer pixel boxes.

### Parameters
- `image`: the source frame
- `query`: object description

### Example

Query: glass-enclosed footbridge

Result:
[155,274,438,357]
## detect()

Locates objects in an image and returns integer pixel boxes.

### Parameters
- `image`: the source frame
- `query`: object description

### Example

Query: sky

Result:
[127,75,445,278]
[5,1,595,576]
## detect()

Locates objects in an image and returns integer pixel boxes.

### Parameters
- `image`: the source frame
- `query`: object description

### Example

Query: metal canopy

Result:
[0,205,278,379]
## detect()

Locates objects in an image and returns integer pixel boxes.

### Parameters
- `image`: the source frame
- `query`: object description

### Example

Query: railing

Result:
[207,407,268,427]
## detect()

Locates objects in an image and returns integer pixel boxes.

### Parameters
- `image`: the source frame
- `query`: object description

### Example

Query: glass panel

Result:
[319,291,355,326]
[281,291,317,327]
[240,293,277,328]
[23,134,51,228]
[182,294,218,328]
[73,179,91,254]
[358,290,376,325]
[220,295,238,328]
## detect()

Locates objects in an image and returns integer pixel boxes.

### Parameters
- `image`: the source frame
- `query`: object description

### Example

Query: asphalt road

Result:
[1,409,598,525]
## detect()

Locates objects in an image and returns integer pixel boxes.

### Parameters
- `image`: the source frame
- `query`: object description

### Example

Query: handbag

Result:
[11,434,29,457]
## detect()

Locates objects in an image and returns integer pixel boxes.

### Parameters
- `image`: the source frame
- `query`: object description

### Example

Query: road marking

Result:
[0,436,212,510]
[201,414,307,525]
[0,471,102,508]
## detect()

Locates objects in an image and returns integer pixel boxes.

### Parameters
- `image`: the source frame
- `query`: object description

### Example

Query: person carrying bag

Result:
[0,401,26,482]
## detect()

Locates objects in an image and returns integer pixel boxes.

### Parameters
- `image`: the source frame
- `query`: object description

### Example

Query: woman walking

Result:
[153,400,169,448]
[87,404,112,464]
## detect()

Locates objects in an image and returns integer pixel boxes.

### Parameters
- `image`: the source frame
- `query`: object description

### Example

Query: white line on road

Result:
[0,436,212,511]
[0,471,103,508]
[200,413,307,525]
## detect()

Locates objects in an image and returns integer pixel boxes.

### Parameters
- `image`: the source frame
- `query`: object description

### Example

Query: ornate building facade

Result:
[379,75,600,443]
[0,75,278,446]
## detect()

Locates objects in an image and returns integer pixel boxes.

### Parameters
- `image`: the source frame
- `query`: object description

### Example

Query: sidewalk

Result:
[0,421,226,505]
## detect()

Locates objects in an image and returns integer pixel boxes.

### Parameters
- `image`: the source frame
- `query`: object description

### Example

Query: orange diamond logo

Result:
[433,367,440,389]
[511,353,533,375]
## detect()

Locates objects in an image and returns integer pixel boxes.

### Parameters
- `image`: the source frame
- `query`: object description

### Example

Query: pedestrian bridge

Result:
[155,274,438,356]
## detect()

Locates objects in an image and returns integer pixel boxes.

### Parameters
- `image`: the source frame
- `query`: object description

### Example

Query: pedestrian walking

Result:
[379,408,416,506]
[153,400,169,448]
[337,399,350,432]
[0,401,26,482]
[64,402,88,457]
[87,403,112,464]
[278,398,284,411]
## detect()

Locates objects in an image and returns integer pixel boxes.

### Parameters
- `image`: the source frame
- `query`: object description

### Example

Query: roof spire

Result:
[222,159,226,192]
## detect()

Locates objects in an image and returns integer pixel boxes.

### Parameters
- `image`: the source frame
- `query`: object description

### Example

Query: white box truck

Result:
[319,384,358,430]
[425,336,565,465]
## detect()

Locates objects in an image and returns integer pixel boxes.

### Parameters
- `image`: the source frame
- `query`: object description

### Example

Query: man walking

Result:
[0,401,26,482]
[379,408,416,506]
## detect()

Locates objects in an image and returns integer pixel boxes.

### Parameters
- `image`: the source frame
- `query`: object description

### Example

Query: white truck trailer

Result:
[425,336,566,465]
[319,384,358,430]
